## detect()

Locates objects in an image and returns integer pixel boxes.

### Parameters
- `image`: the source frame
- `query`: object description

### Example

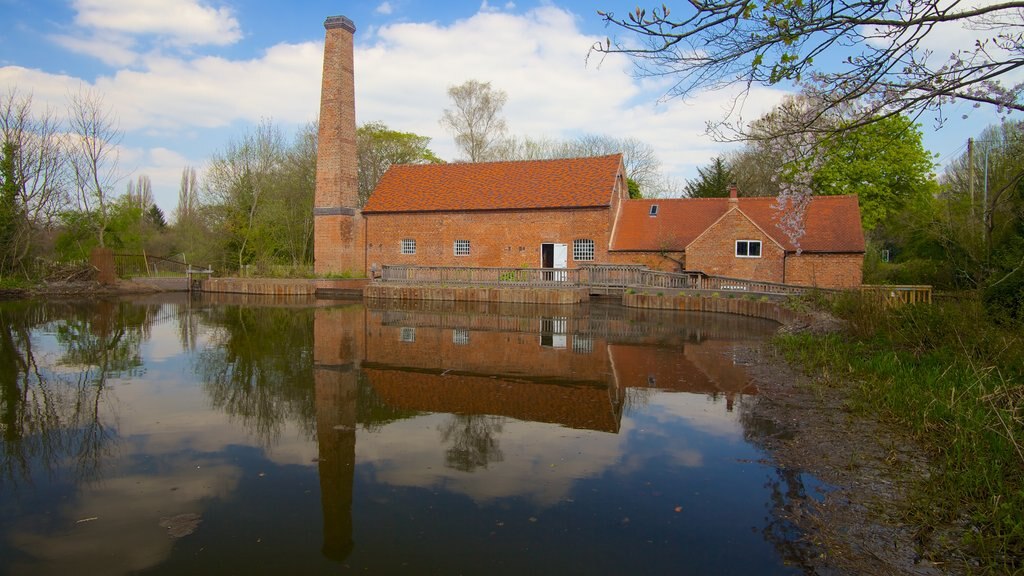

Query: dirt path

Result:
[737,342,970,575]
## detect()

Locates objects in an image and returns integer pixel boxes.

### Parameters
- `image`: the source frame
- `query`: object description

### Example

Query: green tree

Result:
[813,115,937,231]
[0,141,20,276]
[357,121,441,207]
[684,156,733,198]
[204,120,285,271]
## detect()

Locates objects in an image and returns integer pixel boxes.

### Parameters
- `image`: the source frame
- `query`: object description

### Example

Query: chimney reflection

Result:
[313,305,365,562]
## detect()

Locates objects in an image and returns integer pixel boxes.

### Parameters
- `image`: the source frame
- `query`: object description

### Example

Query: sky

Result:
[0,0,1006,218]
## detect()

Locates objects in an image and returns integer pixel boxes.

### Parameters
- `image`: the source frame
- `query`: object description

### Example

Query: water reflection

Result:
[0,295,801,575]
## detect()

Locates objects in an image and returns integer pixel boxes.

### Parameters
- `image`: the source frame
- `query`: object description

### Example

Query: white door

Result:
[554,243,568,281]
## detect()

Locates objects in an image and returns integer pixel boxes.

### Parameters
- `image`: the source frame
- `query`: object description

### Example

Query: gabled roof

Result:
[610,195,865,253]
[362,154,623,213]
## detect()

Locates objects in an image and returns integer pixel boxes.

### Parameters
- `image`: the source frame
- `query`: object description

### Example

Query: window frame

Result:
[400,238,416,255]
[735,240,763,258]
[649,204,659,216]
[453,239,471,256]
[573,238,595,262]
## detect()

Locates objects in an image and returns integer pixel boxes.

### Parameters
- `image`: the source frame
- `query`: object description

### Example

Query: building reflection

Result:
[311,298,773,562]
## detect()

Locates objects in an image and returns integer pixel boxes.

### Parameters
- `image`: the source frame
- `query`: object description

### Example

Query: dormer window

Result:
[649,204,659,217]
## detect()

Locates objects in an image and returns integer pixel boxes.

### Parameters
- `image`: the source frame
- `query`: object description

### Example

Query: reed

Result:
[777,294,1024,572]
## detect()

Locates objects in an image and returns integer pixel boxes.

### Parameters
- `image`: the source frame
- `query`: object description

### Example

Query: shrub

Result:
[983,268,1024,325]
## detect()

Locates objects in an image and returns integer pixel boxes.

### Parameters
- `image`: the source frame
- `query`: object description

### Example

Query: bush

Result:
[983,268,1024,325]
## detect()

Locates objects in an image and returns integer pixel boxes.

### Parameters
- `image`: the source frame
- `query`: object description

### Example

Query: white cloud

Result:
[50,33,140,67]
[71,0,242,47]
[1,3,791,213]
[375,2,394,15]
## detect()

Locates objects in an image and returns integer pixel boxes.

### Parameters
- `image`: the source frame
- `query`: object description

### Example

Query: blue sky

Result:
[0,0,1001,216]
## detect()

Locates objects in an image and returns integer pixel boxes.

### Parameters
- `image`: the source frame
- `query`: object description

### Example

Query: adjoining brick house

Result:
[609,191,866,287]
[362,154,631,272]
[360,156,864,288]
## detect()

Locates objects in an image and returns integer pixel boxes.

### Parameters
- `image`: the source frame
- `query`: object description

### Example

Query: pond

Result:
[0,294,823,575]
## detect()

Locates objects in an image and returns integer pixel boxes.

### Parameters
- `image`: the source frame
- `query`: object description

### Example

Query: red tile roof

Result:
[362,154,623,213]
[610,195,865,253]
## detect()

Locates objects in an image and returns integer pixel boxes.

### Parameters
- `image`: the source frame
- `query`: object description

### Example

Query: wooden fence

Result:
[859,284,933,304]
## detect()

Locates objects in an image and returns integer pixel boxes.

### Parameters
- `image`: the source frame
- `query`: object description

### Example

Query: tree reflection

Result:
[437,414,505,472]
[0,300,154,485]
[196,305,317,447]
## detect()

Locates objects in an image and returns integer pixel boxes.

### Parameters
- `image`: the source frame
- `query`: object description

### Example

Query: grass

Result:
[776,293,1024,572]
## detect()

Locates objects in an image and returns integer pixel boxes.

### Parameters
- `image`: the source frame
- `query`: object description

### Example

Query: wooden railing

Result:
[380,265,583,287]
[377,265,932,304]
[694,274,809,296]
[859,284,933,304]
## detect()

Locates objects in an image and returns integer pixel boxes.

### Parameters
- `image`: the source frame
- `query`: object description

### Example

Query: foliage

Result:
[684,156,733,198]
[593,2,1023,140]
[932,121,1024,291]
[626,177,641,199]
[813,116,937,231]
[0,89,69,277]
[0,141,21,276]
[777,294,1024,570]
[357,121,441,207]
[440,80,508,162]
[983,267,1024,324]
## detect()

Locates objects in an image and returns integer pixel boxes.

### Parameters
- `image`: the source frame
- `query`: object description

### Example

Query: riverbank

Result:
[741,344,959,575]
[746,294,1023,575]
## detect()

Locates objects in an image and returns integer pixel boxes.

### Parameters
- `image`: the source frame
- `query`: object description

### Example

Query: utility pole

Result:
[967,137,975,219]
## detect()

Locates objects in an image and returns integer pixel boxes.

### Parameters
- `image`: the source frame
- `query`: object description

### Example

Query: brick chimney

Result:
[727,183,739,206]
[314,15,364,276]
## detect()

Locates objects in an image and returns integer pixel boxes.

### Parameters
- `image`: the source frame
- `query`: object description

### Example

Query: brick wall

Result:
[686,208,785,282]
[365,207,616,269]
[785,252,863,288]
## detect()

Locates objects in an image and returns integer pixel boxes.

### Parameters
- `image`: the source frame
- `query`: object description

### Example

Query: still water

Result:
[0,295,819,575]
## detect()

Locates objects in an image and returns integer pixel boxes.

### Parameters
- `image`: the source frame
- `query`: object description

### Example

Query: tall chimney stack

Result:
[314,15,364,276]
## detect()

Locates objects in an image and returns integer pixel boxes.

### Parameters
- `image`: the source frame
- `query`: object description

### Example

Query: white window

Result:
[401,239,416,255]
[649,204,659,216]
[736,240,762,258]
[453,328,469,345]
[454,239,470,256]
[573,239,595,261]
[400,327,416,342]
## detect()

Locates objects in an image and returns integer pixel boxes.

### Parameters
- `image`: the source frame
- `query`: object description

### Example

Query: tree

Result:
[439,80,508,162]
[0,142,20,276]
[0,89,69,274]
[66,89,123,248]
[266,121,318,266]
[814,115,937,231]
[935,121,1024,291]
[684,156,733,198]
[492,133,674,196]
[357,121,441,207]
[204,120,284,271]
[593,2,1024,140]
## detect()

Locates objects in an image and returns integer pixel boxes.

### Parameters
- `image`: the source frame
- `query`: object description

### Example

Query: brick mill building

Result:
[313,15,865,289]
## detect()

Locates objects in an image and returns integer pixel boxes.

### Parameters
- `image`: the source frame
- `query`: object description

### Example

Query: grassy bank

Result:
[777,293,1023,572]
